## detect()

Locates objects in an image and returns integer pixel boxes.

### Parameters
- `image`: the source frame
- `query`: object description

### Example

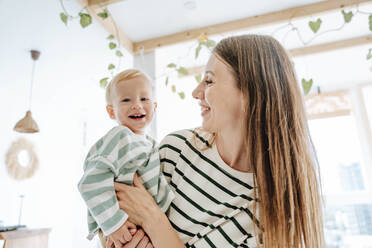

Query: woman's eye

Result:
[122,98,130,102]
[205,80,213,85]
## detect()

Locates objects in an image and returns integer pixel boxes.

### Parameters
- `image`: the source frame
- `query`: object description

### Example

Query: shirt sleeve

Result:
[78,126,135,236]
[78,155,128,237]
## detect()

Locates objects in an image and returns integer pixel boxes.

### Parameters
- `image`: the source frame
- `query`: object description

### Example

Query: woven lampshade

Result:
[13,111,39,133]
[14,50,41,134]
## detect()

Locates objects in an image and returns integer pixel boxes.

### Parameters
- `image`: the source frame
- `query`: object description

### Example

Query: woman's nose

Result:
[192,83,204,100]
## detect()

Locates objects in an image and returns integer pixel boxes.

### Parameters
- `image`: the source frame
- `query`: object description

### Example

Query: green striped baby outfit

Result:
[78,125,174,239]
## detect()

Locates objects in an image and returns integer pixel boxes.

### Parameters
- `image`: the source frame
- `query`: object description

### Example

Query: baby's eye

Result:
[122,98,130,102]
[141,97,149,101]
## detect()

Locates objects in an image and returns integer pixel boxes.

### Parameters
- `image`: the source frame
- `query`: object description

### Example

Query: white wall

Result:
[0,0,132,247]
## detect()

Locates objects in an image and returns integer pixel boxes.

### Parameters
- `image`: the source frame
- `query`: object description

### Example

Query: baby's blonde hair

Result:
[105,69,152,104]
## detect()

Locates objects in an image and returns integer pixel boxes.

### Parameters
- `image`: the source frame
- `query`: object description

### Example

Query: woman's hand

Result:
[106,229,153,248]
[114,174,162,227]
[115,174,184,248]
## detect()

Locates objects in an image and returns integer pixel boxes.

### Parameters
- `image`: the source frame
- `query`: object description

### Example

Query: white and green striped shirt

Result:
[159,129,260,248]
[78,125,174,239]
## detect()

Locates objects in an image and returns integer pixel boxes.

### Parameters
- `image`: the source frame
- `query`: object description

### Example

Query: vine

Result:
[59,0,124,88]
[163,34,216,99]
[59,2,372,97]
[163,6,372,97]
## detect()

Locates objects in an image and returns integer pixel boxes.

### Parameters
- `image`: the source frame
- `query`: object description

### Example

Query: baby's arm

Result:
[78,155,128,237]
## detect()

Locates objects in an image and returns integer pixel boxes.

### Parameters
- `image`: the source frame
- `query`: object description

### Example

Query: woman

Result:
[111,34,325,248]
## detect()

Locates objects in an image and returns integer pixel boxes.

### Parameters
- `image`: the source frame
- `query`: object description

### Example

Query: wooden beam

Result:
[179,34,372,78]
[77,0,133,54]
[133,0,372,54]
[88,0,125,6]
[291,34,372,57]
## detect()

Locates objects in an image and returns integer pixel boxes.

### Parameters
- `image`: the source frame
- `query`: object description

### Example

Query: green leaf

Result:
[195,44,202,59]
[167,63,177,68]
[342,10,353,23]
[369,15,372,31]
[79,13,92,28]
[367,49,372,60]
[107,34,115,40]
[109,42,117,49]
[205,39,216,48]
[60,13,68,25]
[97,9,109,19]
[195,74,202,84]
[100,77,109,88]
[309,18,322,33]
[178,92,185,99]
[115,50,123,57]
[171,85,176,93]
[301,78,313,95]
[108,64,115,70]
[177,67,189,75]
[197,34,208,44]
[165,77,169,86]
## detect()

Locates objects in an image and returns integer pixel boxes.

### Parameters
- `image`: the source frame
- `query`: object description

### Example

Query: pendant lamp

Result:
[14,50,40,133]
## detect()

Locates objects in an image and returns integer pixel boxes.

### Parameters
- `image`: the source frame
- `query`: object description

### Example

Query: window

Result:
[307,89,372,247]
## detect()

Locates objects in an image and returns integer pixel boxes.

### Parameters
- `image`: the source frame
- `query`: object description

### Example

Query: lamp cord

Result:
[28,60,36,110]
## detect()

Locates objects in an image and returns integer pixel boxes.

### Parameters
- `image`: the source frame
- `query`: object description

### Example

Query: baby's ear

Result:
[106,105,116,119]
[153,102,158,111]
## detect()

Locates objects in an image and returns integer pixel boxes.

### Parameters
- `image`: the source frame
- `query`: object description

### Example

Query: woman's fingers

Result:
[113,240,123,248]
[114,178,158,226]
[126,221,137,230]
[145,242,153,248]
[136,235,149,248]
[132,173,145,189]
[122,227,132,242]
[123,229,145,248]
[114,182,129,191]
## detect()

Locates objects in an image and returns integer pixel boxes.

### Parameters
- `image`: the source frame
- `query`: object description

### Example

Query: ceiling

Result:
[108,0,324,42]
[80,0,372,55]
[83,0,372,92]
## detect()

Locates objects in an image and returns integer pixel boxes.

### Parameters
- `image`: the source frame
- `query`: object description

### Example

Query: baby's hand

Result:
[108,220,137,247]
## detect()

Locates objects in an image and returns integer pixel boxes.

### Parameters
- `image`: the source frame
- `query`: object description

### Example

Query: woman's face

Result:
[192,54,245,133]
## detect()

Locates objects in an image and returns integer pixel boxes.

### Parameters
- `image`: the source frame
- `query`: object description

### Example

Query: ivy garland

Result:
[59,0,124,88]
[59,1,372,97]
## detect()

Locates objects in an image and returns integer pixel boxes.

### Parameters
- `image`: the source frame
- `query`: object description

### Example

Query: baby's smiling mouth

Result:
[129,114,146,119]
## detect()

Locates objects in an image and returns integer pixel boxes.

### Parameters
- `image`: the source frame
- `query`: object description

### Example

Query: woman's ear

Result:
[106,105,116,120]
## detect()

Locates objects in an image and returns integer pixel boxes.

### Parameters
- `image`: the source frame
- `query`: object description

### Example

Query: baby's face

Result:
[109,76,156,134]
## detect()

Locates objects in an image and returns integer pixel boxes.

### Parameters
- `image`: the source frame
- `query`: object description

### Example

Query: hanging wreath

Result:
[5,138,39,180]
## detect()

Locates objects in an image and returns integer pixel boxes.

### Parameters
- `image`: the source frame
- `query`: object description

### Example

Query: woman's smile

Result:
[199,103,211,116]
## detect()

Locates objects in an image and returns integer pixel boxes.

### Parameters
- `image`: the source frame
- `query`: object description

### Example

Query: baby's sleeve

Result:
[78,127,135,237]
[78,155,128,237]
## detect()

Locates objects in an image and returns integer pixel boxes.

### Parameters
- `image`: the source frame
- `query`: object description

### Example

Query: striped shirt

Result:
[159,129,260,248]
[78,125,174,239]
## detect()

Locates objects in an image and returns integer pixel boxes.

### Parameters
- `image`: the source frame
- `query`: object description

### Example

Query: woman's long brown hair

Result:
[214,35,325,247]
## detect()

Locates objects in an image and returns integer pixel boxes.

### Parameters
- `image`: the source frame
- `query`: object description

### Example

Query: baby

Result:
[78,69,174,247]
